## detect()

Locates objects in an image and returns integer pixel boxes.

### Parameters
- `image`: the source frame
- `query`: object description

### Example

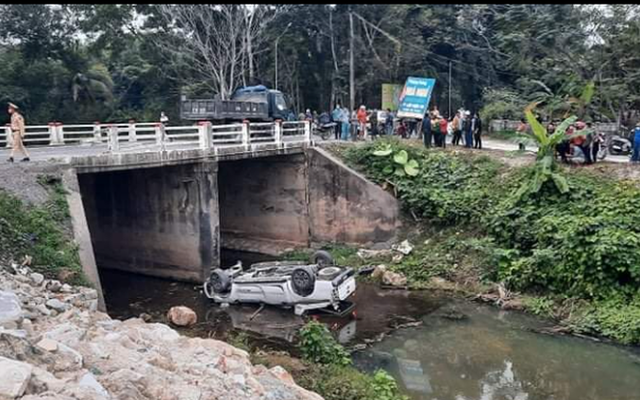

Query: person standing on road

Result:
[160,111,169,126]
[473,113,483,149]
[422,114,432,148]
[7,102,29,162]
[589,123,604,164]
[357,105,368,140]
[385,108,394,136]
[341,106,350,141]
[452,112,462,146]
[464,111,473,148]
[332,105,342,140]
[632,122,640,163]
[439,116,448,148]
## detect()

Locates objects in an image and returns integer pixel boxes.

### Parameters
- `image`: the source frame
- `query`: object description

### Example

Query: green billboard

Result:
[381,83,403,111]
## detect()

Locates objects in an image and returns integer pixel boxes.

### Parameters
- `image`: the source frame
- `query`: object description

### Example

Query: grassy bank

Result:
[0,175,85,285]
[249,320,407,400]
[321,138,640,346]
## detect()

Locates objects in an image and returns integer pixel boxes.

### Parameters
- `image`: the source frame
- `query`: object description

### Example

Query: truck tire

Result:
[292,266,316,297]
[210,269,231,294]
[311,250,334,267]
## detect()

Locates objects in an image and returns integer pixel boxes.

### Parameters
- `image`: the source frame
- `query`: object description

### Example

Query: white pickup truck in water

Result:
[203,251,357,316]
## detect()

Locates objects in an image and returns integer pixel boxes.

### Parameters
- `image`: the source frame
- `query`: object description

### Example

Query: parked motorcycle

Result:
[313,112,337,140]
[607,129,633,156]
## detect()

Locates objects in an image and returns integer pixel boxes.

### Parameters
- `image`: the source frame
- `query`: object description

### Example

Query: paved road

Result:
[0,134,631,165]
[480,137,629,164]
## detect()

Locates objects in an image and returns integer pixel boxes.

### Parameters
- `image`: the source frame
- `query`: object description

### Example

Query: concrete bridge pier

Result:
[77,161,219,283]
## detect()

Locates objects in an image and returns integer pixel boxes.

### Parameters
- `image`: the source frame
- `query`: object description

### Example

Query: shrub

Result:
[343,139,640,303]
[0,179,84,284]
[298,365,407,400]
[299,320,351,366]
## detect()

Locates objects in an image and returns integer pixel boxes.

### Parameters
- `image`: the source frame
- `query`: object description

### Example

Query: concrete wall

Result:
[218,155,310,255]
[307,148,400,246]
[78,162,219,282]
[61,169,106,311]
[217,149,400,255]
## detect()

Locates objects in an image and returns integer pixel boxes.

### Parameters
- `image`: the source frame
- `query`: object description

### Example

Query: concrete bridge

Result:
[1,120,401,310]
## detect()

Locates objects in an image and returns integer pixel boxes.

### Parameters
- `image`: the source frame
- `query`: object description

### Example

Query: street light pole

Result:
[274,22,293,91]
[448,61,452,118]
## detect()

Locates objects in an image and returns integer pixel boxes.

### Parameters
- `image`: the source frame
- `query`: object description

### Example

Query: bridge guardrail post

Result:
[155,123,166,152]
[274,119,282,146]
[107,125,119,152]
[128,119,137,142]
[304,119,312,143]
[242,120,250,149]
[93,122,102,142]
[56,122,65,145]
[48,122,57,145]
[6,124,13,148]
[198,121,212,150]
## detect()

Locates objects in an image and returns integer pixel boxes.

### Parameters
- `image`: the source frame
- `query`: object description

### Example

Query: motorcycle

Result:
[607,129,633,156]
[313,112,337,140]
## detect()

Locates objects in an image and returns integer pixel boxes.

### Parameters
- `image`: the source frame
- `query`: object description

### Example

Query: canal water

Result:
[99,251,640,400]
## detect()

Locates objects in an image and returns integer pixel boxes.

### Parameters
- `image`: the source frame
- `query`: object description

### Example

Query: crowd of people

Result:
[516,118,607,165]
[309,105,484,149]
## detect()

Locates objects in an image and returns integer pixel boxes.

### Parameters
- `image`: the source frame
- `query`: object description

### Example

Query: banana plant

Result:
[514,102,585,198]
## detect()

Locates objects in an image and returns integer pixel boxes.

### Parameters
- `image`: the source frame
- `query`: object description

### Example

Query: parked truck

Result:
[180,85,294,123]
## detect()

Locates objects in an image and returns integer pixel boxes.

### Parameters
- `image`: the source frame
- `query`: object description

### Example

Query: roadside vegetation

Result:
[0,175,85,285]
[324,134,640,346]
[253,320,407,400]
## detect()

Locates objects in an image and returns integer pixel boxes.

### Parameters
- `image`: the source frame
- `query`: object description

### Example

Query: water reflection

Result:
[354,301,640,400]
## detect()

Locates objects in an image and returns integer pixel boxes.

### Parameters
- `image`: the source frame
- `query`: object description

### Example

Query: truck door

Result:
[271,92,289,120]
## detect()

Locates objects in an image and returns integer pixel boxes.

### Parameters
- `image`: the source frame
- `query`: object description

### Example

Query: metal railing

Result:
[0,120,311,153]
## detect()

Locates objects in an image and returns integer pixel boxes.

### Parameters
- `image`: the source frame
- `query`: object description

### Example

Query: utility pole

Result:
[349,10,355,112]
[274,22,292,91]
[448,61,452,117]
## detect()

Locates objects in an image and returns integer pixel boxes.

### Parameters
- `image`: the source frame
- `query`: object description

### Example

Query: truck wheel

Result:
[292,266,316,297]
[210,269,231,294]
[311,250,334,267]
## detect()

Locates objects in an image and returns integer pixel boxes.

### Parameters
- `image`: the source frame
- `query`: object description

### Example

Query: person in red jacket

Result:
[439,116,448,148]
[356,105,368,140]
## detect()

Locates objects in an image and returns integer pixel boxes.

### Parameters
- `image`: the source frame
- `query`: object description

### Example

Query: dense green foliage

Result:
[298,364,407,400]
[343,139,640,343]
[0,179,84,284]
[297,320,407,400]
[299,320,352,366]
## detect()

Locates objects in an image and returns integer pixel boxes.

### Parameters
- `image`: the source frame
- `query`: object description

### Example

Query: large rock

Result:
[0,356,33,399]
[30,273,44,286]
[0,291,22,329]
[45,299,67,312]
[356,249,392,260]
[167,306,197,327]
[382,270,407,287]
[371,265,387,280]
[78,372,110,399]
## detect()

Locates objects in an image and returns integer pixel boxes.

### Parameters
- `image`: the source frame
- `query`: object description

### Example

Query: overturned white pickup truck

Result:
[203,251,357,316]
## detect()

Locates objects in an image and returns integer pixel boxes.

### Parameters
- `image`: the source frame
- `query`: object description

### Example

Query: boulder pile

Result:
[0,265,323,400]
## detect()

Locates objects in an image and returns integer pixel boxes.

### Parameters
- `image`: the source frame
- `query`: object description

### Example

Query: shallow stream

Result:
[99,251,640,400]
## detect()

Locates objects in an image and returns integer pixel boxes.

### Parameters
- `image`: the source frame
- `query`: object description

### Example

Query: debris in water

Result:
[393,240,414,255]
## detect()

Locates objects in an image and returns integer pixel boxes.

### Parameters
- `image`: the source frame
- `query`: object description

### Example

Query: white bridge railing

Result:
[0,120,311,152]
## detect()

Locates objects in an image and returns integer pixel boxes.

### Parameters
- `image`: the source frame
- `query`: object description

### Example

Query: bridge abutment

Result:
[78,161,219,282]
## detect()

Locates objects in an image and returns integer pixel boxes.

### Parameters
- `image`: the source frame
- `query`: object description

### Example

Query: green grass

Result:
[0,175,86,285]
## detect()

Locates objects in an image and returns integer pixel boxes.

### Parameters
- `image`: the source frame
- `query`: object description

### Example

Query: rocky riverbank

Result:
[0,265,322,400]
